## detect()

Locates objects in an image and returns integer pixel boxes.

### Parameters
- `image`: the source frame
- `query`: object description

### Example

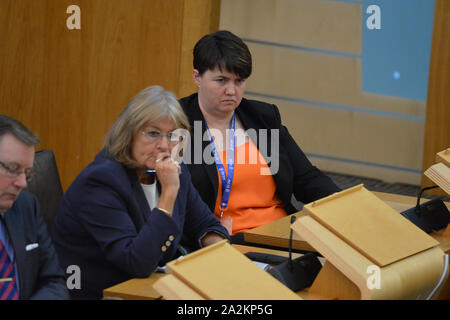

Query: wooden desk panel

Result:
[244,192,450,254]
[103,272,166,300]
[103,192,449,300]
[102,245,300,300]
[243,210,314,252]
[233,244,301,258]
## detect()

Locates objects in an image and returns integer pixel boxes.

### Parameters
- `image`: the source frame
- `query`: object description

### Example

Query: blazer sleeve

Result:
[272,105,341,203]
[76,170,183,278]
[27,194,69,300]
[181,165,230,248]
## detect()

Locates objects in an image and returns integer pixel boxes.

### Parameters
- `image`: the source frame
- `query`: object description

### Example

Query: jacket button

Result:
[161,246,167,252]
[168,235,174,241]
[166,241,171,247]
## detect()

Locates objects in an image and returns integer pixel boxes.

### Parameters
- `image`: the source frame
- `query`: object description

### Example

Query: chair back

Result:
[26,150,63,231]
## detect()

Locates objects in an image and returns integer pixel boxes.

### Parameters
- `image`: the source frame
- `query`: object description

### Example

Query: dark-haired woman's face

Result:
[193,67,246,117]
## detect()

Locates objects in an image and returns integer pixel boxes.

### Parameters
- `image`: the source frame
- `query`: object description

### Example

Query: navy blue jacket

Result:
[51,150,229,299]
[3,191,69,299]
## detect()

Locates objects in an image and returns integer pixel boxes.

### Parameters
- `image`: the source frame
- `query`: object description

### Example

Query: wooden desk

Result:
[102,244,302,300]
[103,272,166,300]
[244,191,450,254]
[103,192,449,300]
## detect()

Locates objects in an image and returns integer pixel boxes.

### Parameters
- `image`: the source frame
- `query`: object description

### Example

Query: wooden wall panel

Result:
[178,0,221,98]
[220,0,429,185]
[247,93,424,184]
[220,0,362,54]
[0,0,190,190]
[421,0,450,195]
[0,1,47,141]
[247,43,425,117]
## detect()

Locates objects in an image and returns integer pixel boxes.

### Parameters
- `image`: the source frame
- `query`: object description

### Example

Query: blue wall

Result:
[362,0,435,101]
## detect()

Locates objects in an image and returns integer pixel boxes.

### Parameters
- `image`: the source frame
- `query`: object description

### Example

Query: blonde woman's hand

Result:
[155,153,181,216]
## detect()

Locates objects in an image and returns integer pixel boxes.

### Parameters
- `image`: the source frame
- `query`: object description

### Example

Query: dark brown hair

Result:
[193,30,252,79]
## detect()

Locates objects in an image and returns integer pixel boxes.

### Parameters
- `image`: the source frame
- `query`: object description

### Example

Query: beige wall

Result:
[220,0,429,185]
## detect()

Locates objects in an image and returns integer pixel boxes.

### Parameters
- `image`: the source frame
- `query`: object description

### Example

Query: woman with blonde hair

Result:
[51,85,229,299]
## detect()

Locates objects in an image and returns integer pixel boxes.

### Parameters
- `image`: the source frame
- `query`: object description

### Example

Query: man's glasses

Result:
[0,160,35,182]
[140,130,183,145]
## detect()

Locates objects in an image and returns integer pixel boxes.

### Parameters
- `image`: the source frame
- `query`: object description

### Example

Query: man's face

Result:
[0,133,35,213]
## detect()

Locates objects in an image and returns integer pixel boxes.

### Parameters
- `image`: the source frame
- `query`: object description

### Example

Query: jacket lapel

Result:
[184,95,219,201]
[235,99,273,169]
[125,168,149,229]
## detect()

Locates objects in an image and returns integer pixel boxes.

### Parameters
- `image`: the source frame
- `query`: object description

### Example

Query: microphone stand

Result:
[288,215,296,272]
[267,214,322,292]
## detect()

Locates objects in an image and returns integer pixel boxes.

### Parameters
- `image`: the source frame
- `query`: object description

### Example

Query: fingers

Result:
[154,155,181,193]
[155,155,181,174]
[174,160,181,173]
[156,153,169,163]
[170,159,181,174]
[220,217,233,235]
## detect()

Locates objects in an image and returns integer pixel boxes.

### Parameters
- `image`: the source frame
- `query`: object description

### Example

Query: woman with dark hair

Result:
[51,85,229,299]
[179,30,340,241]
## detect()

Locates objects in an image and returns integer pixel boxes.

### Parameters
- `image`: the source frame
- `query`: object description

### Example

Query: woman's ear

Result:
[192,69,201,87]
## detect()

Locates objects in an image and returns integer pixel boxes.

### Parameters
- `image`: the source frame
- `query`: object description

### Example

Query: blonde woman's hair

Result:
[104,85,190,168]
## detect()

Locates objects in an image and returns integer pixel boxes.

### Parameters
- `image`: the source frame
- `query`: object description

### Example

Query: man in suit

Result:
[0,114,68,300]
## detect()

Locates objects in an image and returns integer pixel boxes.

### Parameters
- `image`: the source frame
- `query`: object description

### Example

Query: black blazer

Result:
[3,191,69,300]
[179,93,340,215]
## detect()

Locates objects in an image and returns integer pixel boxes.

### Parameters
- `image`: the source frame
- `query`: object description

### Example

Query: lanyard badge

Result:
[205,113,236,219]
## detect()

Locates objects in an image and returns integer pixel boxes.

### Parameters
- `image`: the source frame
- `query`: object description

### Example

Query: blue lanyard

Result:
[205,113,236,218]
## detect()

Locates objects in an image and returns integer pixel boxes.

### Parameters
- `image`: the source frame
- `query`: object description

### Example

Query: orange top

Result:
[214,139,287,235]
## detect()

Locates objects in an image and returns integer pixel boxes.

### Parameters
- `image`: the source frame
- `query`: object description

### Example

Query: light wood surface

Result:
[243,210,314,252]
[103,244,301,300]
[436,148,450,167]
[103,272,166,300]
[232,244,301,259]
[153,245,308,300]
[303,185,438,267]
[152,274,204,300]
[244,191,450,254]
[103,191,449,300]
[292,185,444,299]
[306,261,360,300]
[245,189,449,300]
[293,216,445,299]
[424,163,450,195]
[159,240,301,300]
[294,185,446,300]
